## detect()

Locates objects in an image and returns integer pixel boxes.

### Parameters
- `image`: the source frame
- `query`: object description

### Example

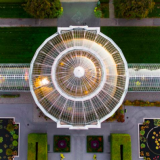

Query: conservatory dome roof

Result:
[29,26,129,129]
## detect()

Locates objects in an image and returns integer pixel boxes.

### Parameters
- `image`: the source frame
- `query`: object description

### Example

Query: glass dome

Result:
[29,26,129,129]
[55,50,102,97]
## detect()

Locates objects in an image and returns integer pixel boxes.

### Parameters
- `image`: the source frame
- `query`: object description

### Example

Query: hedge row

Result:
[27,133,47,160]
[111,134,132,160]
[124,100,160,107]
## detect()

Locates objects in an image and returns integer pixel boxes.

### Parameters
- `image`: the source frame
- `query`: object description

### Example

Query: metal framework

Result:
[128,63,160,92]
[1,63,160,93]
[29,26,129,129]
[0,64,29,91]
[1,27,159,129]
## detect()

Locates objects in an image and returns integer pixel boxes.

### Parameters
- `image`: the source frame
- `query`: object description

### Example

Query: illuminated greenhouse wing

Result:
[0,64,30,91]
[128,63,160,91]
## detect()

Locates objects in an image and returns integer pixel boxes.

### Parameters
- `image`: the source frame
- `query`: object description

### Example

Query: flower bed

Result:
[124,100,160,107]
[54,135,70,152]
[0,118,19,160]
[139,119,160,160]
[87,136,103,153]
[0,94,20,98]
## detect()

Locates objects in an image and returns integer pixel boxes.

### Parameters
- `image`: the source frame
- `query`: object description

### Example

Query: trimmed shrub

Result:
[0,149,3,153]
[0,94,20,98]
[27,133,47,160]
[114,0,155,18]
[6,149,13,156]
[6,124,14,132]
[95,10,102,18]
[111,134,132,160]
[0,137,3,143]
[23,0,62,18]
[124,100,160,107]
[12,140,18,147]
[13,134,18,140]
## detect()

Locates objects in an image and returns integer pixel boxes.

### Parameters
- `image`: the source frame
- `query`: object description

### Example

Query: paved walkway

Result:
[1,102,160,160]
[58,2,100,27]
[1,17,160,27]
[1,92,160,104]
[100,18,160,26]
[0,18,57,27]
[109,0,115,18]
[0,93,160,160]
[125,92,160,101]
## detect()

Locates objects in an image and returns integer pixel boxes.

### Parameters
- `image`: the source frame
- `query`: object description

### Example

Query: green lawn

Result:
[0,3,32,18]
[0,27,57,63]
[1,27,160,64]
[101,27,160,63]
[0,0,24,2]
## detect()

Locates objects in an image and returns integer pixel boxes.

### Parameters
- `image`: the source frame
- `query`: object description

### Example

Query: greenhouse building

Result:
[0,26,159,129]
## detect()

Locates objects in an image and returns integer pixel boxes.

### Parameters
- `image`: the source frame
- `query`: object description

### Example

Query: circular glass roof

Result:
[54,50,103,98]
[29,27,129,128]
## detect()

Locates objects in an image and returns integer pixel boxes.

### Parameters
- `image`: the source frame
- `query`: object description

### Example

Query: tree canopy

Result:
[23,0,62,19]
[114,0,155,18]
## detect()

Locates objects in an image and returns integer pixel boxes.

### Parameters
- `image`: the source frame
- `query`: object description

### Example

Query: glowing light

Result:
[40,78,49,85]
[24,70,29,81]
[60,62,64,66]
[74,66,85,78]
[84,91,89,95]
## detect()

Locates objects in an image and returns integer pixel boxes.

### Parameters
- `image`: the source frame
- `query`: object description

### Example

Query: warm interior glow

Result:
[40,78,49,85]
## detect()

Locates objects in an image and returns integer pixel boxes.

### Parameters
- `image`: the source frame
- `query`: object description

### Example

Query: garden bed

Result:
[106,105,125,122]
[54,135,70,152]
[95,0,109,18]
[0,118,19,160]
[87,136,103,153]
[124,100,160,107]
[139,119,160,160]
[148,0,160,17]
[0,94,20,98]
[101,3,109,18]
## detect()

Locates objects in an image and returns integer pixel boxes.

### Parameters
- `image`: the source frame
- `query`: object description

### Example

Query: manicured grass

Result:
[111,134,132,160]
[101,27,160,63]
[0,0,24,3]
[28,133,47,160]
[0,27,57,63]
[0,3,32,18]
[148,2,160,17]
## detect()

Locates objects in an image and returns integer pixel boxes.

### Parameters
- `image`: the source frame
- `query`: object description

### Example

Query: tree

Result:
[114,0,155,18]
[23,0,62,19]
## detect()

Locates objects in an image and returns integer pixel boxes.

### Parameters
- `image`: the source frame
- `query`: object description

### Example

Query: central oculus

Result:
[74,66,85,78]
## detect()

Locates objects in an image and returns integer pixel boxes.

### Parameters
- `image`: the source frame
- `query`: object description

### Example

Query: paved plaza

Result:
[0,92,160,160]
[58,2,100,27]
